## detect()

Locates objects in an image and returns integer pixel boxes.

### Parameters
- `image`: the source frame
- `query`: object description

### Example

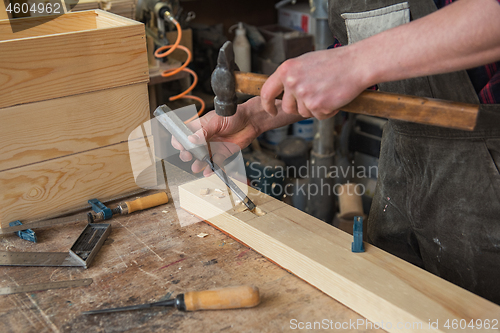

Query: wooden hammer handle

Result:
[234,71,479,131]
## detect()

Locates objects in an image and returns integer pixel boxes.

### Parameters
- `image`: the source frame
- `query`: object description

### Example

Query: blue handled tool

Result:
[351,216,365,253]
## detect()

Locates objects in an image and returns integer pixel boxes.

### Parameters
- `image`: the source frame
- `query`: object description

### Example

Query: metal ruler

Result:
[0,278,93,295]
[0,223,111,268]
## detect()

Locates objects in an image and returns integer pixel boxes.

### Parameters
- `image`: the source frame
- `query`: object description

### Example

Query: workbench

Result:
[0,163,384,333]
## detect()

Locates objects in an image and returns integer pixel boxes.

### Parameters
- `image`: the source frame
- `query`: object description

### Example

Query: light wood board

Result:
[179,175,500,333]
[0,141,142,227]
[0,10,148,109]
[0,83,150,171]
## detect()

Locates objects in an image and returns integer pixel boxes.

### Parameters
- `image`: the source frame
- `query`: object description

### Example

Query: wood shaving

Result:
[197,233,209,238]
[234,203,248,213]
[199,188,210,195]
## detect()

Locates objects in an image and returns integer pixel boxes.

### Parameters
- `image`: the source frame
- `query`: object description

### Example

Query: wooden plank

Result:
[179,175,500,333]
[0,10,149,109]
[0,83,150,171]
[0,141,144,227]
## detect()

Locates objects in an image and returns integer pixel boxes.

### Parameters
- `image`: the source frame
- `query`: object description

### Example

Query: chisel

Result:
[0,192,169,235]
[153,105,256,211]
[82,285,260,314]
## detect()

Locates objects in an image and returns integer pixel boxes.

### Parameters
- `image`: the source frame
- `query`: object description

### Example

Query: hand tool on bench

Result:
[82,285,260,314]
[0,192,169,237]
[153,105,257,211]
[211,41,479,131]
[0,223,111,268]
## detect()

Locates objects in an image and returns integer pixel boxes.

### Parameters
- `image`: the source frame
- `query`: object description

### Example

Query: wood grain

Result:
[0,84,150,171]
[0,142,143,227]
[179,175,500,333]
[0,10,149,109]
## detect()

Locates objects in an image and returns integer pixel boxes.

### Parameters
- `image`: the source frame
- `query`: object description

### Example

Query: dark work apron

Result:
[328,0,500,304]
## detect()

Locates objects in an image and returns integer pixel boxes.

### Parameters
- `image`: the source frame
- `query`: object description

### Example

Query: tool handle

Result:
[153,105,209,160]
[124,192,169,214]
[235,72,269,96]
[182,285,260,311]
[233,71,478,131]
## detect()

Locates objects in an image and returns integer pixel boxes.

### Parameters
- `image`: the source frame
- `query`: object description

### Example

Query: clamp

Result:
[87,198,116,222]
[9,220,37,243]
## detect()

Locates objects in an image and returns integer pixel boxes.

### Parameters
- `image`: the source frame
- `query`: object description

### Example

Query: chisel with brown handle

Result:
[0,192,169,236]
[211,41,479,131]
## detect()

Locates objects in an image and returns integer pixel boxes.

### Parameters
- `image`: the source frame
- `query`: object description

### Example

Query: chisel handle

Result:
[123,192,169,214]
[182,285,260,311]
[153,105,209,161]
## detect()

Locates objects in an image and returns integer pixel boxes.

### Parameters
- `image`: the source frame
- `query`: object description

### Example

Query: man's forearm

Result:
[355,0,500,88]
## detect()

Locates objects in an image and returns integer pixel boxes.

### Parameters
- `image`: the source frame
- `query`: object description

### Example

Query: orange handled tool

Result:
[87,192,170,222]
[82,285,260,315]
[118,192,169,214]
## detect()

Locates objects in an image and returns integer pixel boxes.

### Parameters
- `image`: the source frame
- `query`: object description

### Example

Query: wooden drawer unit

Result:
[0,11,151,227]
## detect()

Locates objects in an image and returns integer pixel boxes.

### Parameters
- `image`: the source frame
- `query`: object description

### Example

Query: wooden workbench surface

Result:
[0,164,383,333]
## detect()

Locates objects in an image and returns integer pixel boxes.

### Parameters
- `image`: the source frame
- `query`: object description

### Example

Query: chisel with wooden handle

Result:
[0,192,169,235]
[82,285,261,314]
[111,191,169,215]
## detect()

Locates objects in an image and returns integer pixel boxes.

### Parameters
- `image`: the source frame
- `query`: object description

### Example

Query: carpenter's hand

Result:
[260,46,371,120]
[171,97,263,176]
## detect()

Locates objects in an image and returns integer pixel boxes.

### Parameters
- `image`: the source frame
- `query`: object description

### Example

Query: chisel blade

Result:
[205,158,256,211]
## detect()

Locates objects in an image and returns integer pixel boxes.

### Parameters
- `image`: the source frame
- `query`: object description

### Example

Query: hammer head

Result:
[211,41,238,117]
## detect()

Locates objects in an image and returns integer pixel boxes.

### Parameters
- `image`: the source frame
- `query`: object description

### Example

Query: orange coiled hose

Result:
[154,18,205,124]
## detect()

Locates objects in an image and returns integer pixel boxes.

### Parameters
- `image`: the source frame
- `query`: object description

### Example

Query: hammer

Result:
[211,41,479,131]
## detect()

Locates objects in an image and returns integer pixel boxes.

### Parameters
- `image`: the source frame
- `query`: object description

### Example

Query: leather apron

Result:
[328,0,500,304]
